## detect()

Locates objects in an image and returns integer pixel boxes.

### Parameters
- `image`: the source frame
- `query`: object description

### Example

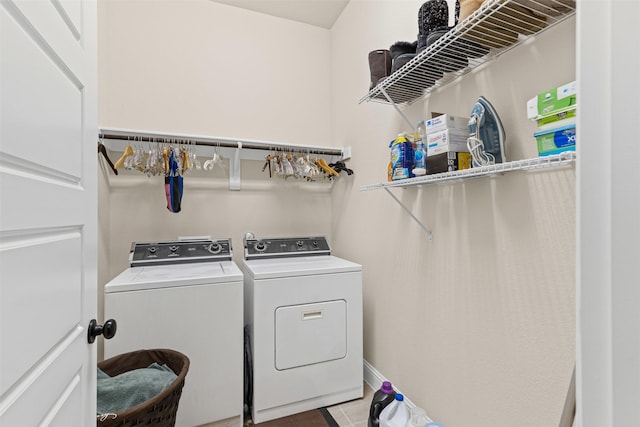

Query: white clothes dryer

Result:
[239,235,363,424]
[104,238,243,427]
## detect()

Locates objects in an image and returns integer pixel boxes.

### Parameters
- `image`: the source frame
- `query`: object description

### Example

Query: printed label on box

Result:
[534,125,576,156]
[426,129,469,156]
[425,114,468,133]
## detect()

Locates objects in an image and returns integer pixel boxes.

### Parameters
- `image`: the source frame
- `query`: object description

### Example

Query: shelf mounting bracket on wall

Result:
[380,87,415,130]
[364,152,577,243]
[230,141,242,190]
[383,187,433,241]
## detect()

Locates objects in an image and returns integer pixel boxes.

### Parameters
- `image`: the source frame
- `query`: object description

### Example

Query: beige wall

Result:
[97,0,334,280]
[98,1,576,426]
[98,0,332,146]
[331,1,575,426]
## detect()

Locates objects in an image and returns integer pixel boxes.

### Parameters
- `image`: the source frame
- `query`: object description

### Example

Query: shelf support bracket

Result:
[383,187,433,241]
[230,141,242,190]
[380,87,415,130]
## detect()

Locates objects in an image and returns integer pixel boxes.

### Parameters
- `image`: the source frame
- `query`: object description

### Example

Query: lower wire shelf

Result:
[360,151,576,241]
[360,151,576,191]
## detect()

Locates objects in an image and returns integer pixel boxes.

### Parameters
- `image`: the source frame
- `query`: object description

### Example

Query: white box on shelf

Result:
[426,129,469,156]
[425,114,469,134]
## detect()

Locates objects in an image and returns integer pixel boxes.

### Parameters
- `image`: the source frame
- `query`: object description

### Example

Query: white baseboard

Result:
[363,359,435,423]
[363,359,417,409]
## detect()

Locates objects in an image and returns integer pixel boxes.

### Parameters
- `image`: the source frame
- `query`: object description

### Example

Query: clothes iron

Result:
[466,96,506,166]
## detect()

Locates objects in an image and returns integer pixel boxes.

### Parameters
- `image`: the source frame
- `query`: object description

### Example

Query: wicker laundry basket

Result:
[97,348,190,427]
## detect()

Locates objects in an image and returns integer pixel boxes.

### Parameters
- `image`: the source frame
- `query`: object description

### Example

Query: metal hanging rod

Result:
[98,127,344,157]
[99,127,348,191]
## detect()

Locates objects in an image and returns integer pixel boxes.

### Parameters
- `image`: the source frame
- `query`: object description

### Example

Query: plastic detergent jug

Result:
[408,406,429,426]
[379,393,410,427]
[367,381,396,427]
[389,134,414,180]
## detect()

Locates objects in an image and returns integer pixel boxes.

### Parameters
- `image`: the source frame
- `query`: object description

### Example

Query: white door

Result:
[0,0,97,425]
[577,1,640,426]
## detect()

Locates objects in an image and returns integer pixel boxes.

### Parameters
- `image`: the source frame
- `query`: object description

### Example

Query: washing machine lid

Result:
[240,255,361,280]
[105,261,243,292]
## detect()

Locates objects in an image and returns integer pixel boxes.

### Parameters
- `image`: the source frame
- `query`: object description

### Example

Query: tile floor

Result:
[208,382,374,427]
[325,382,374,427]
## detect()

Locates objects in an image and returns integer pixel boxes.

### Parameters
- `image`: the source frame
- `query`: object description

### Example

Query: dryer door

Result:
[275,300,347,370]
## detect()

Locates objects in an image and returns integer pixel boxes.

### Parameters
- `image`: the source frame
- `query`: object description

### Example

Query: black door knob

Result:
[87,319,117,344]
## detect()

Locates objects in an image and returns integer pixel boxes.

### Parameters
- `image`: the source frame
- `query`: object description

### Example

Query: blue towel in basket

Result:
[97,363,177,414]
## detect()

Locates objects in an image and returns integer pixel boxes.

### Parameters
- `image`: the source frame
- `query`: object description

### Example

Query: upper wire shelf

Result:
[360,0,576,106]
[360,151,576,191]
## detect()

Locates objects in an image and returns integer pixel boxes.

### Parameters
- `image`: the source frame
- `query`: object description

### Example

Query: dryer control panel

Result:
[243,236,331,260]
[129,239,233,266]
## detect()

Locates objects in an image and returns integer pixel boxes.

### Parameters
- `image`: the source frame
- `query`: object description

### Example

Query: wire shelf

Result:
[359,151,576,191]
[360,0,576,106]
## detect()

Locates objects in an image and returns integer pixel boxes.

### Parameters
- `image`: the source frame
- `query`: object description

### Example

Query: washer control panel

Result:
[129,239,233,266]
[243,236,330,260]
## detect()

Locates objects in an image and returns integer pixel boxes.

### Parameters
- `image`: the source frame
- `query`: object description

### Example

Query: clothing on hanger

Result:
[165,149,183,213]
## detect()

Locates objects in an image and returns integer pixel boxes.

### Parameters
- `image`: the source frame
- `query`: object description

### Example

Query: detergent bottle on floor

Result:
[408,406,430,426]
[379,393,410,427]
[368,381,396,427]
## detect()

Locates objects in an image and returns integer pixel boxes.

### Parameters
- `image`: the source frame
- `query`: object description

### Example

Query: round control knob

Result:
[208,242,222,254]
[169,245,178,252]
[296,240,304,247]
[254,241,267,252]
[148,247,157,253]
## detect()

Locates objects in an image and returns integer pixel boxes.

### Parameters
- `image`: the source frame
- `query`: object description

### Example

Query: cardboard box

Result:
[426,151,472,175]
[527,81,576,119]
[426,128,469,156]
[533,124,576,156]
[425,114,468,133]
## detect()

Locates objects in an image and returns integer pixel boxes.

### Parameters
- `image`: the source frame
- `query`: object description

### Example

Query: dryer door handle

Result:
[302,310,323,320]
[87,318,117,344]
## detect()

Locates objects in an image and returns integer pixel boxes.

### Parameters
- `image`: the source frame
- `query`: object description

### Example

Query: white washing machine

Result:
[239,235,363,424]
[104,238,243,427]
